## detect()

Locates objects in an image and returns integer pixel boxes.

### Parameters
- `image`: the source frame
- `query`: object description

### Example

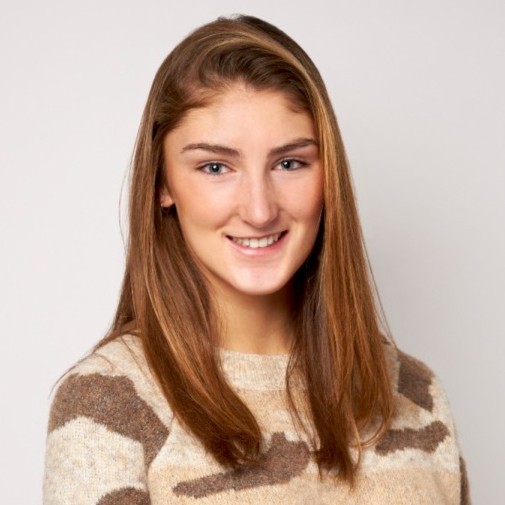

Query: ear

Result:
[159,184,175,209]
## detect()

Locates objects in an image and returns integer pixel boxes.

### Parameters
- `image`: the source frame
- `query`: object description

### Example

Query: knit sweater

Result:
[43,334,470,504]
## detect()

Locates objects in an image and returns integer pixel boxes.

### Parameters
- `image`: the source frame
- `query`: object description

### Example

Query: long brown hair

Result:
[98,15,393,484]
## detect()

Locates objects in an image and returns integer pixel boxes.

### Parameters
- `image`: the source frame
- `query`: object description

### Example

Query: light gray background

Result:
[1,0,503,503]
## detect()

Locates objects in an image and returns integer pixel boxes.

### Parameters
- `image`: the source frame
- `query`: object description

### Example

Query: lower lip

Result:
[226,232,287,257]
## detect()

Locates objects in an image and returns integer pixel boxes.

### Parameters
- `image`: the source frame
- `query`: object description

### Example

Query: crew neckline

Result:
[218,347,291,391]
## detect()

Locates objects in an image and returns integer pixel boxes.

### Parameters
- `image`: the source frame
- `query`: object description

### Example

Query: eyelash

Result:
[199,158,308,176]
[200,162,230,176]
[277,158,307,171]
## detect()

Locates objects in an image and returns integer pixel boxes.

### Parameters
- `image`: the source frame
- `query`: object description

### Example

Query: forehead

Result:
[165,84,316,151]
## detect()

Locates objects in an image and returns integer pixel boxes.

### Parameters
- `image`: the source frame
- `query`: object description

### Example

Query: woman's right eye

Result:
[200,162,229,176]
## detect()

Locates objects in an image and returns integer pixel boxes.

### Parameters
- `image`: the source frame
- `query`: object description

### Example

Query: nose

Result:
[238,172,279,228]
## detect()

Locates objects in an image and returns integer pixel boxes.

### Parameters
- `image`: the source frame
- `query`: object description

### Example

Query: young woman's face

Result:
[161,84,323,300]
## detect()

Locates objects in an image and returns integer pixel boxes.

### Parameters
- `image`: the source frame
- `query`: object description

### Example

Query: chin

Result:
[226,273,291,297]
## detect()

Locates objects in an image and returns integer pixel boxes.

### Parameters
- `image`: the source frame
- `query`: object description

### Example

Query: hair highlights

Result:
[98,15,393,484]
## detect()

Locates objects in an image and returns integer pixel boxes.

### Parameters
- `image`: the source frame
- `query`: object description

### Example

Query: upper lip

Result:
[226,231,285,239]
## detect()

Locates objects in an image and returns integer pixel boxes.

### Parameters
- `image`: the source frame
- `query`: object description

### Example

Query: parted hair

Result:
[97,14,394,484]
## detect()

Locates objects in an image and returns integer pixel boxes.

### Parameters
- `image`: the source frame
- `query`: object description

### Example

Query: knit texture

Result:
[43,335,471,504]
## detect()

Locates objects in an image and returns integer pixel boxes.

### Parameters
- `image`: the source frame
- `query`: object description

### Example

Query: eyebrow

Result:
[180,138,318,157]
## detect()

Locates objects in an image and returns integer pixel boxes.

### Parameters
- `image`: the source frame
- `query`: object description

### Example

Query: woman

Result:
[43,15,470,504]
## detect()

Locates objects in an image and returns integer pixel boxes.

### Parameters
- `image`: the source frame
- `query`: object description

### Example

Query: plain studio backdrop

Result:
[1,0,503,503]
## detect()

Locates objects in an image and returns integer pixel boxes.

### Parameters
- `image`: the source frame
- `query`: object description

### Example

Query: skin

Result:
[161,83,323,354]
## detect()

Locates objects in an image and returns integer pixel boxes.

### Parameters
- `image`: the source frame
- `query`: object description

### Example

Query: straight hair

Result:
[97,15,394,485]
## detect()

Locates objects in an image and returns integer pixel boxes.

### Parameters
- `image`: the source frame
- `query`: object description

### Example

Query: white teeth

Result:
[231,233,282,248]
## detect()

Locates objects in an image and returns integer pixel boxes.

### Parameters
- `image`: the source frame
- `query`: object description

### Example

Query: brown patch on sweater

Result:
[460,457,471,505]
[48,373,168,466]
[375,421,449,455]
[98,487,150,504]
[398,352,434,412]
[172,432,310,498]
[394,393,421,420]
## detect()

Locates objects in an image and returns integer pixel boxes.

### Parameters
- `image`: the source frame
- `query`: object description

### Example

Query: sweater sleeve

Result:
[428,368,472,505]
[436,377,472,505]
[43,368,168,505]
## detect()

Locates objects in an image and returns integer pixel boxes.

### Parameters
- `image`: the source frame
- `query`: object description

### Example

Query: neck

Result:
[214,285,294,355]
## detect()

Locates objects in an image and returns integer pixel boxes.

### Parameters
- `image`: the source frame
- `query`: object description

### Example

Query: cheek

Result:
[171,182,232,231]
[283,175,324,221]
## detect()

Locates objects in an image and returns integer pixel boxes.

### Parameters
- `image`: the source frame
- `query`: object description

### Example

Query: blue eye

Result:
[201,162,228,175]
[277,159,306,170]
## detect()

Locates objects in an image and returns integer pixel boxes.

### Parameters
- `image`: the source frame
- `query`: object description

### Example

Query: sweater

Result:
[43,334,471,504]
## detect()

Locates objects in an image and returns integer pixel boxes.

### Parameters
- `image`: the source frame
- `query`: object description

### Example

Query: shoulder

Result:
[381,342,453,420]
[44,335,172,502]
[376,343,471,501]
[379,342,462,462]
[382,342,439,411]
[47,334,173,442]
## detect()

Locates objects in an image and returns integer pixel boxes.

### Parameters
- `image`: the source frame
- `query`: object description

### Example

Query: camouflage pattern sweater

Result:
[43,334,471,504]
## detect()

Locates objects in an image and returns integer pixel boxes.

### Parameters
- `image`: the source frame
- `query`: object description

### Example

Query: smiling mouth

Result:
[227,232,285,249]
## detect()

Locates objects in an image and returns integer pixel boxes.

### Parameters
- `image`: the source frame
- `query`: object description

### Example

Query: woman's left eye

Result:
[200,162,229,176]
[276,159,306,171]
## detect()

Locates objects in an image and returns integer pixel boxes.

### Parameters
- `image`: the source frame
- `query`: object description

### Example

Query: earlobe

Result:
[160,185,175,209]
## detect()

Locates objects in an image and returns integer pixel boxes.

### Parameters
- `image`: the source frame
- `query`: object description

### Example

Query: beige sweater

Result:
[43,335,470,504]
